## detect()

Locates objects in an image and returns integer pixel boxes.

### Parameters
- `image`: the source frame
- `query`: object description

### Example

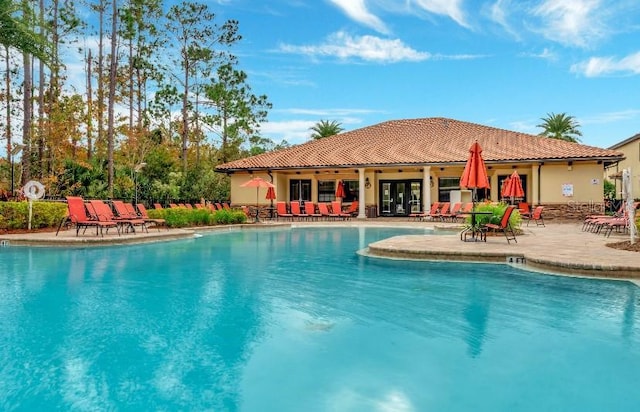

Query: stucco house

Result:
[215,117,623,219]
[607,133,640,200]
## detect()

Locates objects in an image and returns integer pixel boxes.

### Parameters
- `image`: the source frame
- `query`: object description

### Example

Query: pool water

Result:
[1,227,639,411]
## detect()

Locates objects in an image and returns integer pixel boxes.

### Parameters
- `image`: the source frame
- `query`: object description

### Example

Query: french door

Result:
[379,180,422,216]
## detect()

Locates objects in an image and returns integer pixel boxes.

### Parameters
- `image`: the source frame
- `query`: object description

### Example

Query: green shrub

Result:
[465,202,522,229]
[0,201,67,230]
[147,207,246,228]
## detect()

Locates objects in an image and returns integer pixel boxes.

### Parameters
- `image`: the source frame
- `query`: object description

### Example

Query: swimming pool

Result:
[1,226,638,411]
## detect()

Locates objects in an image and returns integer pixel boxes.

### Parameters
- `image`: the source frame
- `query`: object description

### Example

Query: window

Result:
[342,180,359,202]
[318,180,335,202]
[289,180,311,201]
[438,177,460,202]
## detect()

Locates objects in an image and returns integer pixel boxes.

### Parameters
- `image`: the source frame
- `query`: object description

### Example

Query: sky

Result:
[207,0,640,149]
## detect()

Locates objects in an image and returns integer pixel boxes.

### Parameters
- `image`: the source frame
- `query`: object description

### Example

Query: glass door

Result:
[381,182,392,214]
[380,180,421,216]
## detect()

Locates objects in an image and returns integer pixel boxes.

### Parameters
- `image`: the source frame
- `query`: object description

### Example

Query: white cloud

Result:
[580,109,640,124]
[412,0,470,29]
[532,0,605,48]
[570,51,640,77]
[278,31,430,63]
[487,0,521,40]
[329,0,390,34]
[260,119,317,145]
[518,47,556,60]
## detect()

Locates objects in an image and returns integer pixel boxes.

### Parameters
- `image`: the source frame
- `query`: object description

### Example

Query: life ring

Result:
[23,180,45,200]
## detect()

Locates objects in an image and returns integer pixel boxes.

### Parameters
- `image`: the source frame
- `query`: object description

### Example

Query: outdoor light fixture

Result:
[567,161,573,171]
[365,177,371,189]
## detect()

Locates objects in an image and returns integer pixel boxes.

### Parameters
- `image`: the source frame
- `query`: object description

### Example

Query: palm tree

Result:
[310,120,343,140]
[537,112,582,143]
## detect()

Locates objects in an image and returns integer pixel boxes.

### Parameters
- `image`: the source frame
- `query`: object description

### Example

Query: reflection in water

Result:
[463,280,491,358]
[623,287,636,340]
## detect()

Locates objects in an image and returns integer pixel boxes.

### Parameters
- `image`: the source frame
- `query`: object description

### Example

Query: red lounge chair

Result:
[331,201,351,220]
[276,201,293,221]
[343,200,359,217]
[154,203,163,210]
[90,200,147,233]
[60,196,119,237]
[304,202,322,220]
[409,201,437,221]
[437,202,451,222]
[483,205,518,243]
[318,203,339,220]
[136,203,167,231]
[442,202,461,222]
[457,202,474,221]
[222,203,231,210]
[290,201,307,220]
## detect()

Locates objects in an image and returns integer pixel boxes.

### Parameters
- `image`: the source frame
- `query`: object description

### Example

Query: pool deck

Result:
[1,219,639,280]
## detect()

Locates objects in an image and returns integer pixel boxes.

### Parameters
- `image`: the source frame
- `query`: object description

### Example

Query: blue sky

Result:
[211,0,640,149]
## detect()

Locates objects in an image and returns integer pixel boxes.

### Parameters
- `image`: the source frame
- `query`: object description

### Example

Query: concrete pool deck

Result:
[1,219,638,279]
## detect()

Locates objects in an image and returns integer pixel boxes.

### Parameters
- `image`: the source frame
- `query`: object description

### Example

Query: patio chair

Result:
[90,199,147,233]
[343,201,359,217]
[441,202,461,222]
[409,201,439,221]
[526,206,545,226]
[136,203,167,231]
[482,205,518,243]
[154,203,163,210]
[456,202,474,222]
[304,202,322,221]
[437,202,451,222]
[318,203,339,220]
[518,202,531,219]
[276,201,293,221]
[290,201,307,220]
[60,196,119,237]
[331,201,351,220]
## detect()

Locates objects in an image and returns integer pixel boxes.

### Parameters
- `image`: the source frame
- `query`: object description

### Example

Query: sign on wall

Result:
[562,183,574,197]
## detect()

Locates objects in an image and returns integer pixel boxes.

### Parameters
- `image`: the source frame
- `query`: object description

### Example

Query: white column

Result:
[423,166,431,212]
[358,168,366,218]
[531,164,540,205]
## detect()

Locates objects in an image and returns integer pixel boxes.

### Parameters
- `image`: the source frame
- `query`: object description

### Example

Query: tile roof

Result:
[216,117,624,172]
[609,132,640,149]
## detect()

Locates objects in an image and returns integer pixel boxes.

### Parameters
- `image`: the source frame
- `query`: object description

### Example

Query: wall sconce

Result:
[430,176,434,187]
[567,161,573,171]
[365,177,371,189]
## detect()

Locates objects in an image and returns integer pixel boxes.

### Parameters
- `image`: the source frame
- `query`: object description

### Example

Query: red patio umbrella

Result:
[335,180,346,199]
[240,177,275,221]
[500,177,512,199]
[265,186,276,200]
[460,141,490,205]
[502,170,524,204]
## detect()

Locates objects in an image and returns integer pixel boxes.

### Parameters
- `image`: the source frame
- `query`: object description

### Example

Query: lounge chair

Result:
[90,199,147,233]
[331,201,351,220]
[456,202,474,222]
[437,202,451,222]
[276,201,293,221]
[441,202,461,222]
[304,202,322,221]
[290,201,307,220]
[136,203,167,231]
[482,205,517,243]
[318,203,339,220]
[154,203,163,210]
[343,201,359,217]
[60,196,120,237]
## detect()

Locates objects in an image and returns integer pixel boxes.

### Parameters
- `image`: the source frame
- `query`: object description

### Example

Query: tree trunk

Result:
[21,49,32,185]
[107,0,118,197]
[86,49,93,159]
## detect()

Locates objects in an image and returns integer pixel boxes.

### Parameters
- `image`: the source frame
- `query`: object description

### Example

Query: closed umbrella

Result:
[240,177,275,222]
[500,177,512,200]
[502,170,524,204]
[335,180,345,199]
[265,186,276,200]
[460,141,490,208]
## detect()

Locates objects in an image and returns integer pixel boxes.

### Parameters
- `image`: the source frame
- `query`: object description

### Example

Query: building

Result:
[216,117,623,219]
[607,133,640,200]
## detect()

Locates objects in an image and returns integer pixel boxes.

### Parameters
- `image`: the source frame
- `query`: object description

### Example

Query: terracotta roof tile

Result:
[216,117,623,171]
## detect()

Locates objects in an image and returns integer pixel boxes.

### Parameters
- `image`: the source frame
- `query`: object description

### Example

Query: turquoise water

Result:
[0,227,639,411]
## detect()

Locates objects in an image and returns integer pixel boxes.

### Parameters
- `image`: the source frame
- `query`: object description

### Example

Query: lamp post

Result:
[133,162,146,206]
[10,144,25,200]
